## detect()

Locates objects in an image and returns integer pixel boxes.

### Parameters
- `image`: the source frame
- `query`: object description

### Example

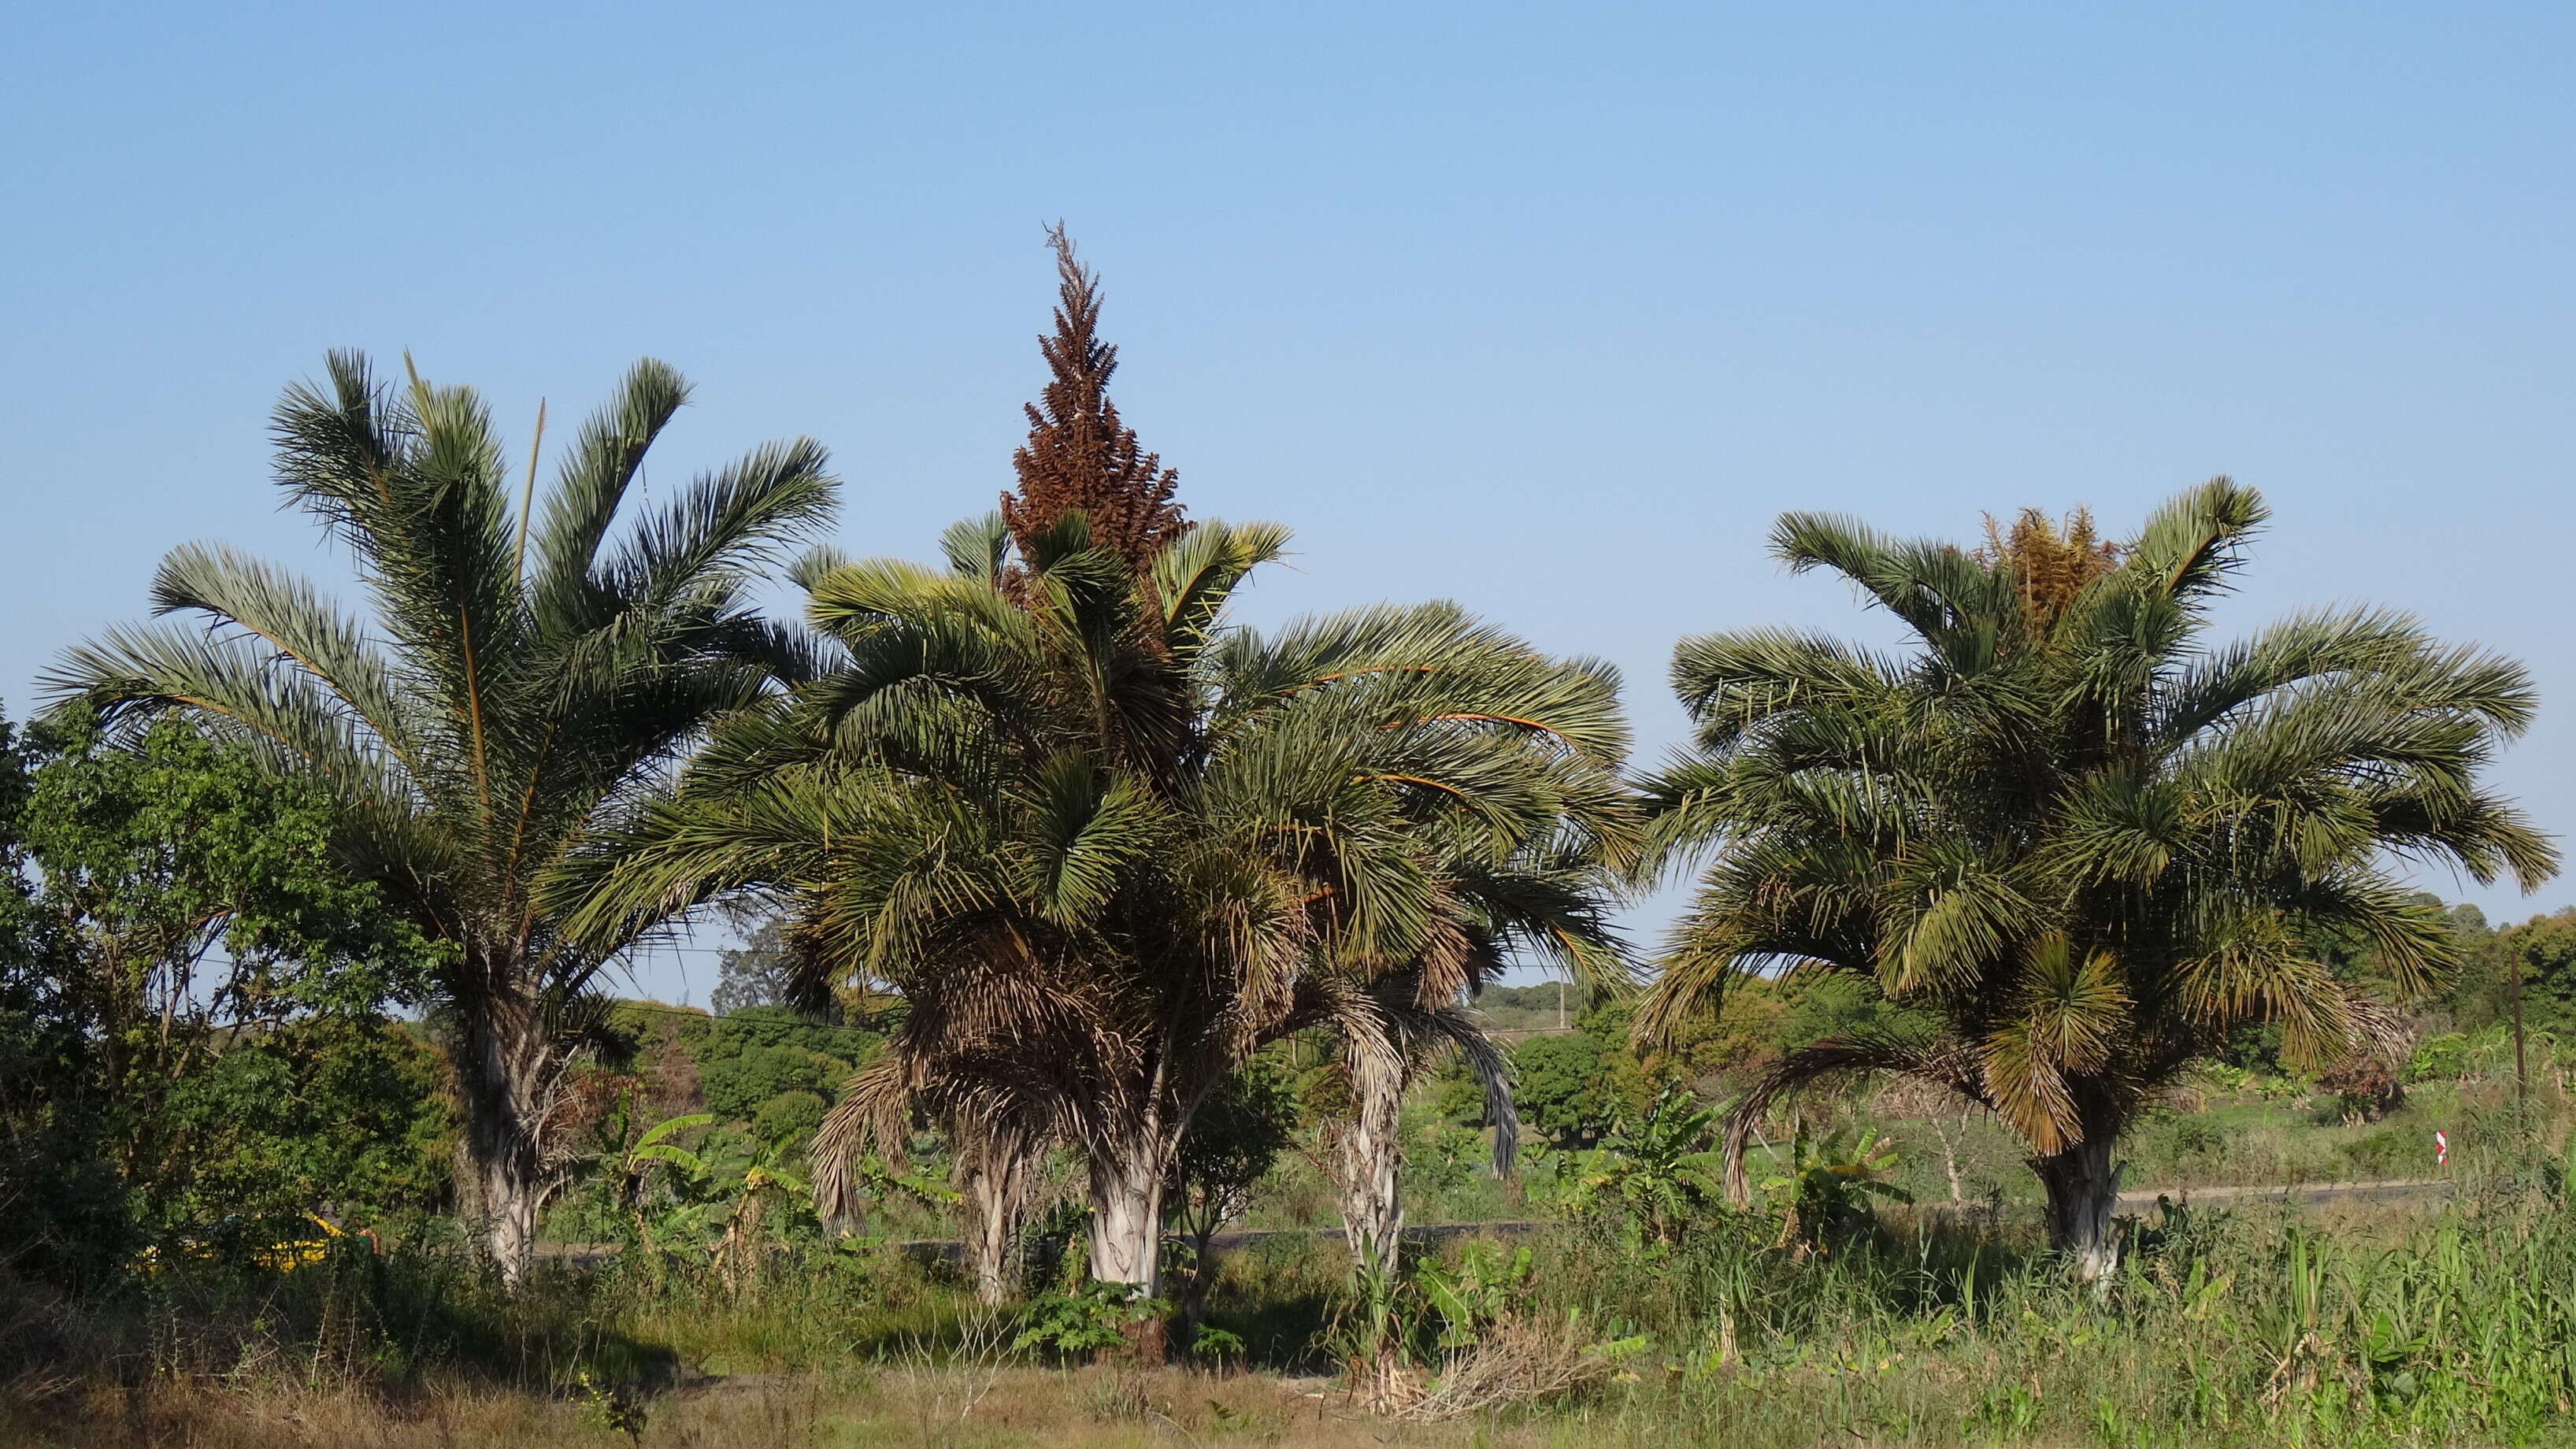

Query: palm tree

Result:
[571,525,1633,1295]
[1320,976,1511,1264]
[1318,833,1630,1262]
[559,235,1636,1297]
[1636,483,2555,1278]
[947,1107,1054,1306]
[48,354,835,1279]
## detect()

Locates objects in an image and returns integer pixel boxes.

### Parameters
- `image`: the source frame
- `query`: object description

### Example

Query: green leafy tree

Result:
[12,713,443,1251]
[50,354,836,1277]
[699,1002,881,1065]
[144,1016,451,1240]
[751,1088,828,1149]
[0,706,126,1282]
[1512,1029,1620,1147]
[2484,910,2576,1035]
[1638,486,2555,1278]
[690,1002,877,1130]
[698,1044,837,1121]
[1428,1052,1498,1125]
[561,235,1634,1299]
[1166,1058,1298,1298]
[709,917,797,1017]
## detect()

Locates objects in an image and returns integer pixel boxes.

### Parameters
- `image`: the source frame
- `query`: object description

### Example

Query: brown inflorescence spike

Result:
[999,227,1191,576]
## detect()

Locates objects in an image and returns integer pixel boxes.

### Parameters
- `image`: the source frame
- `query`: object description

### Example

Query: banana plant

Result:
[602,1107,715,1262]
[591,1107,795,1280]
[712,1147,810,1289]
[1566,1088,1729,1244]
[1414,1242,1536,1351]
[1760,1123,1912,1251]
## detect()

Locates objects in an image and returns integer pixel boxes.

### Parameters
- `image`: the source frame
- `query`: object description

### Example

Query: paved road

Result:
[2114,1177,2450,1210]
[532,1178,2456,1266]
[1222,1179,2456,1248]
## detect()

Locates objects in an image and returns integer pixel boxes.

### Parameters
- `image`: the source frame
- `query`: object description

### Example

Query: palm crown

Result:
[50,352,836,1275]
[568,508,1636,1286]
[562,238,1638,1292]
[1638,480,2554,1269]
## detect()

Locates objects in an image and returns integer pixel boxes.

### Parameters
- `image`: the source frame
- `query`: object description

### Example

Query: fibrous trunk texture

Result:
[452,985,556,1284]
[1332,1048,1406,1265]
[1086,1127,1165,1295]
[961,1127,1034,1306]
[2033,1131,2124,1284]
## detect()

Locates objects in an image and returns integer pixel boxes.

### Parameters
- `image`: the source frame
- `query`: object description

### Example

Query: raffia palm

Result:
[559,240,1636,1295]
[1636,481,2555,1277]
[49,354,836,1277]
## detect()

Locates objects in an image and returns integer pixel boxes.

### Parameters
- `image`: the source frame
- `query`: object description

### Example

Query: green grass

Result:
[11,1072,2576,1447]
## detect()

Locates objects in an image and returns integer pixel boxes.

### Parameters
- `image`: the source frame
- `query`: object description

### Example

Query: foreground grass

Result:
[8,1366,1461,1449]
[10,1163,2576,1447]
[16,1346,2576,1449]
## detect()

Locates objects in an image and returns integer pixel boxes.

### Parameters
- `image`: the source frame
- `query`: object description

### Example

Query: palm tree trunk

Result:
[1935,1115,1966,1203]
[1332,1050,1405,1265]
[2031,1132,2124,1283]
[452,987,556,1284]
[1085,1121,1166,1295]
[961,1129,1032,1307]
[971,1200,1014,1306]
[1085,1127,1170,1362]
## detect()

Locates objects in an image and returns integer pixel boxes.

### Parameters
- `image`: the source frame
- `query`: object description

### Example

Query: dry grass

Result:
[12,1147,2576,1448]
[1400,1313,1631,1423]
[2,1366,1610,1448]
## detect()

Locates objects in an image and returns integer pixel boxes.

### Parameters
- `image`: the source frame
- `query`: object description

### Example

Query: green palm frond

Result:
[51,350,840,1270]
[568,495,1637,1232]
[1646,482,2557,1190]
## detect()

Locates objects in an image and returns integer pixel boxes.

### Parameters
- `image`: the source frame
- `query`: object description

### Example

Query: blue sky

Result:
[6,3,2570,1003]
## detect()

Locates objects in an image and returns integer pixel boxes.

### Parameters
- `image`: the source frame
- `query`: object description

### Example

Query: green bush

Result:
[2406,1031,2467,1083]
[2339,1120,2429,1177]
[701,1005,880,1068]
[699,1046,836,1121]
[751,1090,828,1150]
[1009,1280,1166,1358]
[1513,1031,1618,1147]
[1400,1117,1484,1196]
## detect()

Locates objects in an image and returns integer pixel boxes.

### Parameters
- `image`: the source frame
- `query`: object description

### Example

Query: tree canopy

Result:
[47,353,836,1277]
[1637,484,2556,1273]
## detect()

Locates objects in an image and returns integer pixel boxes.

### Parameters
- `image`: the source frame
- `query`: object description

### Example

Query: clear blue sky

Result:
[6,3,2570,1004]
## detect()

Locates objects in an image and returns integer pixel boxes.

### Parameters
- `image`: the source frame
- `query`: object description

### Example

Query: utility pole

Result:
[1557,978,1566,1031]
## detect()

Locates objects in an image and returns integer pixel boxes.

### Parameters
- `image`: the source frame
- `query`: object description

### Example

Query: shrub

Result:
[1513,1032,1618,1147]
[2407,1031,2469,1083]
[1009,1281,1167,1359]
[751,1091,827,1151]
[699,1046,835,1122]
